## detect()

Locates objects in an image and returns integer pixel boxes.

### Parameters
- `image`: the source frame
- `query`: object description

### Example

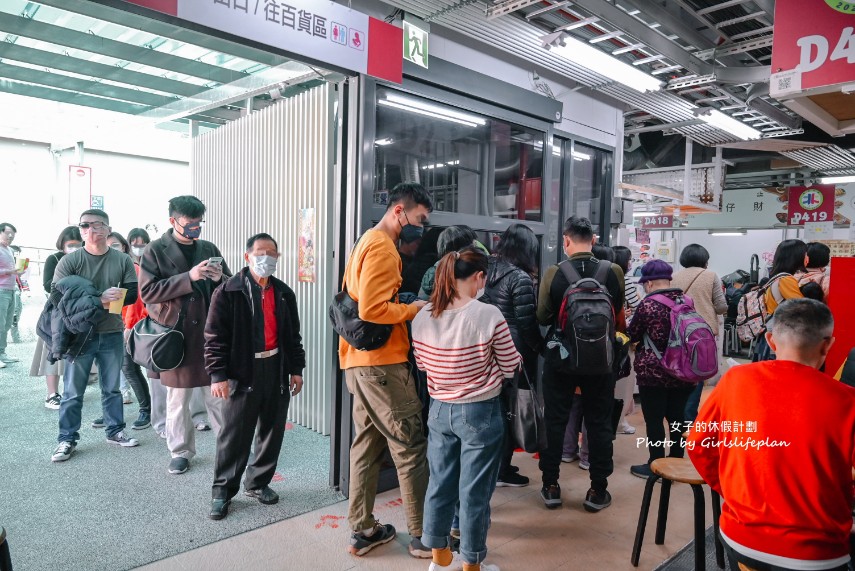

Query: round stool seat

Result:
[650,458,705,485]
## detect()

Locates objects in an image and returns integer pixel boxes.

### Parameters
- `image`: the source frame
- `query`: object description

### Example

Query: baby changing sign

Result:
[787,184,834,226]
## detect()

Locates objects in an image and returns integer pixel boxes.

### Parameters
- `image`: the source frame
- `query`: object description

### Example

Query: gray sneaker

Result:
[51,441,76,462]
[106,431,139,447]
[168,457,189,475]
[348,521,396,556]
[408,536,432,559]
[0,353,19,363]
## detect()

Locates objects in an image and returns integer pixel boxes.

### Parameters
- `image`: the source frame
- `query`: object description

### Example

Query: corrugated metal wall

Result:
[191,84,334,435]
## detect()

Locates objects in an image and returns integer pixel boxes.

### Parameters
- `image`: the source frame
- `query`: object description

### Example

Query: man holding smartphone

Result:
[140,196,231,475]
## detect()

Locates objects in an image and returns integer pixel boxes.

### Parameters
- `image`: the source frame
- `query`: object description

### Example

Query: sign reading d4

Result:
[403,20,428,69]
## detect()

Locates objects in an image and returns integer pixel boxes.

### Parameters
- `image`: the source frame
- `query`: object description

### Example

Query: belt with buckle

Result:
[254,347,279,359]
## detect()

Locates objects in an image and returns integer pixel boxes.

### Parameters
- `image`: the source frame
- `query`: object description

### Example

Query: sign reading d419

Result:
[787,184,835,226]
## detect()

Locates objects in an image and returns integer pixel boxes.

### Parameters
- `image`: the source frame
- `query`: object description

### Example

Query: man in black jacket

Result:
[536,216,624,513]
[204,233,305,520]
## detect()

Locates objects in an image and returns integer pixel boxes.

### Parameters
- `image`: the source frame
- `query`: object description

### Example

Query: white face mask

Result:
[64,246,80,254]
[131,246,145,257]
[250,254,278,278]
[109,243,123,251]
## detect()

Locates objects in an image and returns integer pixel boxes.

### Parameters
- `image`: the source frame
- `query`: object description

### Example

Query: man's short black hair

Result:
[772,298,833,344]
[168,196,206,219]
[562,216,593,241]
[0,222,16,233]
[80,209,109,224]
[806,242,831,269]
[246,233,278,252]
[386,182,433,213]
[679,244,710,269]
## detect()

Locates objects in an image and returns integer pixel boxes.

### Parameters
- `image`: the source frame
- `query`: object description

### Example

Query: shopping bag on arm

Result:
[507,367,547,453]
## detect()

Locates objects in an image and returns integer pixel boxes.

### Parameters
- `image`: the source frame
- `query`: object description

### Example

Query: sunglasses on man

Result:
[78,222,109,230]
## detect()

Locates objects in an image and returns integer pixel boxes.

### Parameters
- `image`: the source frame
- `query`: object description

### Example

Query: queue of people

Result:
[3,183,850,571]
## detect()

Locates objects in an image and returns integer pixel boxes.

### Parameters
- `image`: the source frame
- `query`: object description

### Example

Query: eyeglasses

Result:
[78,222,108,230]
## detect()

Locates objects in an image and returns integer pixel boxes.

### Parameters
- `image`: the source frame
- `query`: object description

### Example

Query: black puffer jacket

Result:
[37,275,104,363]
[485,257,543,378]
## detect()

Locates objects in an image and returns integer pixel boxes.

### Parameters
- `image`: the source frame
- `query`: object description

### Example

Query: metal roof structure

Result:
[381,0,855,176]
[0,0,335,130]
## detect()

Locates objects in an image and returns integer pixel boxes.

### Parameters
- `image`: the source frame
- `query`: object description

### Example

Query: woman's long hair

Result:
[495,223,538,274]
[770,239,807,276]
[430,246,488,318]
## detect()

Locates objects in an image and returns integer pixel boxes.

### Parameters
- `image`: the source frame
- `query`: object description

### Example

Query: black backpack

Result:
[554,260,615,375]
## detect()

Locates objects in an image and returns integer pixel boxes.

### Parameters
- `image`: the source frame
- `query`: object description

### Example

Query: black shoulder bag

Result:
[127,295,190,372]
[506,367,547,453]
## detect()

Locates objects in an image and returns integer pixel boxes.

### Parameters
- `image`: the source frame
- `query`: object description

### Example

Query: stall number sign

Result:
[770,0,855,95]
[787,184,835,225]
[640,215,675,229]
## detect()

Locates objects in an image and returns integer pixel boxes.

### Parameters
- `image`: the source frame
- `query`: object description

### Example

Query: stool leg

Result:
[631,475,660,566]
[711,490,724,569]
[691,484,706,571]
[655,478,672,544]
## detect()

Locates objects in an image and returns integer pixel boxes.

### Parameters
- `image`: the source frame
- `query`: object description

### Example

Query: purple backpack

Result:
[643,294,718,383]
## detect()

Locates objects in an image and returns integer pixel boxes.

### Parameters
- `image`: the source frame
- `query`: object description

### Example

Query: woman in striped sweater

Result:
[412,246,521,571]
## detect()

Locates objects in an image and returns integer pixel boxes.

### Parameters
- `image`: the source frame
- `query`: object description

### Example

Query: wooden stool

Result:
[630,458,724,571]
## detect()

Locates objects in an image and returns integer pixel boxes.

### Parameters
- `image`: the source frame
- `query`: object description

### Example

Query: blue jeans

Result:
[422,397,504,565]
[58,332,125,442]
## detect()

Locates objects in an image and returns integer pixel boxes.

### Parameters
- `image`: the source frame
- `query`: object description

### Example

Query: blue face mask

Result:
[398,212,424,244]
[176,220,202,240]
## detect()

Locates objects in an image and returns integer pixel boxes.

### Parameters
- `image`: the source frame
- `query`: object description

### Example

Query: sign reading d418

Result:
[640,215,676,229]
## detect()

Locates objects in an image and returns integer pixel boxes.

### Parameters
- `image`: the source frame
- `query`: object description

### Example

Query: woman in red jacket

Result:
[119,229,152,430]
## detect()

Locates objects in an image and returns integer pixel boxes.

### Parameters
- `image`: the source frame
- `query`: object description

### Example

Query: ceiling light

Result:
[708,230,747,236]
[375,138,394,146]
[695,108,762,140]
[380,93,486,128]
[821,176,855,184]
[543,33,663,94]
[572,151,592,161]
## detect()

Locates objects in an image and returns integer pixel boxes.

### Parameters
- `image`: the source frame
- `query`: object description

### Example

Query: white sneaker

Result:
[0,360,6,369]
[195,421,211,431]
[618,420,636,434]
[428,552,463,571]
[51,441,76,462]
[122,388,133,404]
[44,393,61,410]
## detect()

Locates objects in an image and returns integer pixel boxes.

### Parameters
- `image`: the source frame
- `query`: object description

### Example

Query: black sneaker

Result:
[630,463,655,479]
[583,488,612,512]
[541,483,562,509]
[168,457,189,475]
[91,417,105,428]
[132,411,151,430]
[44,393,61,410]
[244,486,279,505]
[106,431,139,447]
[408,536,432,559]
[348,521,396,556]
[496,471,530,487]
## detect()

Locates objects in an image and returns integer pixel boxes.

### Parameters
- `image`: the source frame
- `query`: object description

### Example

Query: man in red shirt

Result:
[204,233,306,520]
[688,298,855,571]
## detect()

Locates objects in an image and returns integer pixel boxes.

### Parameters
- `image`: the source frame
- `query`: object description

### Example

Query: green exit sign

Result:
[403,20,429,69]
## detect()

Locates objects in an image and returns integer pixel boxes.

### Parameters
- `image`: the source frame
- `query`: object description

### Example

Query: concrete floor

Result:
[137,403,713,571]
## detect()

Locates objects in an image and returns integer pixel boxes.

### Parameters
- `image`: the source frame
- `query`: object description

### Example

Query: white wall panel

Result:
[192,84,334,435]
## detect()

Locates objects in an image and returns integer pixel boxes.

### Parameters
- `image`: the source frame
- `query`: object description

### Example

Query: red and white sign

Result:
[640,215,675,229]
[122,0,403,83]
[787,184,835,226]
[68,166,92,225]
[771,0,855,96]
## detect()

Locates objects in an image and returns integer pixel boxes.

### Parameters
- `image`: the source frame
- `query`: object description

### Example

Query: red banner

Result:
[771,0,855,93]
[640,215,674,229]
[787,184,835,226]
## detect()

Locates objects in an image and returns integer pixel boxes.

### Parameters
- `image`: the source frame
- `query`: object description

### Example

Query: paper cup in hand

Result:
[108,288,128,314]
[15,257,28,272]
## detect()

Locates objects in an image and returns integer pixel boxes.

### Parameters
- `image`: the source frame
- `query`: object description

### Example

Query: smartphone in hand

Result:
[208,256,223,268]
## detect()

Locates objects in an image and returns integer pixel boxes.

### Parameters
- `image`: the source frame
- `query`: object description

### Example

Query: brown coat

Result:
[139,229,230,388]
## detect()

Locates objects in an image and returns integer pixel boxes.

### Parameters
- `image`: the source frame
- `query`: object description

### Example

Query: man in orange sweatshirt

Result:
[340,183,432,559]
[688,298,855,571]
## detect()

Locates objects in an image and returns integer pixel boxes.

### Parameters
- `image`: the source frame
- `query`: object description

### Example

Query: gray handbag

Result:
[507,368,547,453]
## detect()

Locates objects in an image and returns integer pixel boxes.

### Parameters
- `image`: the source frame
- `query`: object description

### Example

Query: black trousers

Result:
[539,355,615,492]
[212,354,291,500]
[638,385,694,463]
[122,345,151,413]
[724,541,849,571]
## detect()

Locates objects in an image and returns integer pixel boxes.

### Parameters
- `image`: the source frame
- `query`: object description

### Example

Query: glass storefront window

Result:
[568,142,613,237]
[374,88,544,221]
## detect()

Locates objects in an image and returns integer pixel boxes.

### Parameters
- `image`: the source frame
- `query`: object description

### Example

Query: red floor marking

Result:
[271,472,284,482]
[315,515,345,529]
[514,448,524,453]
[285,422,294,430]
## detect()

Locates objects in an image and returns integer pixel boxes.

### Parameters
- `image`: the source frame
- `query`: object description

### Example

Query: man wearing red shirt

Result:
[203,233,306,520]
[688,298,855,571]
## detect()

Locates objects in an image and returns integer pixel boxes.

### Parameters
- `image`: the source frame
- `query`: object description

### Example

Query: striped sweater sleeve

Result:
[624,276,641,309]
[492,318,522,377]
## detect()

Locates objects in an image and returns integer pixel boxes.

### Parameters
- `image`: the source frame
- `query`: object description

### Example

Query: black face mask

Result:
[398,211,424,244]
